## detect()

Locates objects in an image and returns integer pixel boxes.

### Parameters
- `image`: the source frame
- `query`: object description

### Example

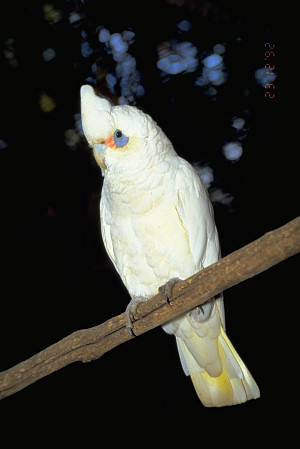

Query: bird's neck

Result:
[102,158,176,214]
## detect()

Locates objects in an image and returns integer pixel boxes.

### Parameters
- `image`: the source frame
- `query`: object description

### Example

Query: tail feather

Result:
[191,367,235,407]
[176,326,260,407]
[219,328,260,402]
[166,297,260,407]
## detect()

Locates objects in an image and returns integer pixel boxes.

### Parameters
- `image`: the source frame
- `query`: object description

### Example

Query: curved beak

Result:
[93,142,108,171]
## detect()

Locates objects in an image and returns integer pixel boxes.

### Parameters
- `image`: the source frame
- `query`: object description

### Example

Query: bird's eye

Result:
[113,129,129,148]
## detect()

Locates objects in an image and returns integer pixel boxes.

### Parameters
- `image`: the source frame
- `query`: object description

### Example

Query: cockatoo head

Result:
[80,85,176,175]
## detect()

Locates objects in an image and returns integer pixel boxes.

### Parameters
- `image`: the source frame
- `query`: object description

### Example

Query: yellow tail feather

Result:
[177,327,260,407]
[191,368,234,407]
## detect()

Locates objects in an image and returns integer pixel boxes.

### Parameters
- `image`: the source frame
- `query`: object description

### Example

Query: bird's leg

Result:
[189,299,213,322]
[125,296,149,337]
[158,277,181,304]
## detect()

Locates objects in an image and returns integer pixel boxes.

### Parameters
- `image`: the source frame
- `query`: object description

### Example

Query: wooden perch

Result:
[0,217,299,400]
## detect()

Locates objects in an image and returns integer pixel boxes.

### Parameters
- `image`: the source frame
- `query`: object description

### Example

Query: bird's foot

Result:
[188,299,213,323]
[125,296,148,337]
[158,277,181,304]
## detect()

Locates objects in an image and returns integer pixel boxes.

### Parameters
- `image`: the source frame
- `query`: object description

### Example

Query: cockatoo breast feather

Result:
[100,157,217,299]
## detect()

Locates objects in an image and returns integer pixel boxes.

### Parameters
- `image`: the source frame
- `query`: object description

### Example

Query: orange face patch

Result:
[104,135,115,148]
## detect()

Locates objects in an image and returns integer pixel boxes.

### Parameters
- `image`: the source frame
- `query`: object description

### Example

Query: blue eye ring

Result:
[113,129,129,148]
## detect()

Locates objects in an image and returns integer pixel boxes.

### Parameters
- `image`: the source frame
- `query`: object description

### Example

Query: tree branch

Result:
[1,217,299,400]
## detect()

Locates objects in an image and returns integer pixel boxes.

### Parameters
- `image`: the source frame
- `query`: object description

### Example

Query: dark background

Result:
[0,0,296,444]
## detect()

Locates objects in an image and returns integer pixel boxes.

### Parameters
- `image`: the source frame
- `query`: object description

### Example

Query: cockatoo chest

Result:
[101,175,196,298]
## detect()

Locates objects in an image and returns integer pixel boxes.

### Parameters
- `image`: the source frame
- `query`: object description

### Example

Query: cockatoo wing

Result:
[165,158,260,406]
[174,158,220,269]
[100,194,118,273]
[173,157,225,325]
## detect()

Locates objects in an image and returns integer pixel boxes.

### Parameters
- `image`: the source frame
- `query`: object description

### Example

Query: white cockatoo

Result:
[80,85,260,407]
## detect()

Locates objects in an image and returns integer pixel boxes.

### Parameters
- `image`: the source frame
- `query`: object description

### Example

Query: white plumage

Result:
[80,85,260,407]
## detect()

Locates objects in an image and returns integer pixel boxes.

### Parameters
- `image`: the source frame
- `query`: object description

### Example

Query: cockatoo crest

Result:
[80,85,175,175]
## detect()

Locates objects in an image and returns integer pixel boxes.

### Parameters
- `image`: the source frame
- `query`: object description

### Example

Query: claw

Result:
[125,296,148,337]
[158,277,181,304]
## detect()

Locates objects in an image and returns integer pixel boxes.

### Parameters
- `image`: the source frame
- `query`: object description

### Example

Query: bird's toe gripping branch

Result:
[125,278,180,337]
[158,277,181,304]
[125,296,149,337]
